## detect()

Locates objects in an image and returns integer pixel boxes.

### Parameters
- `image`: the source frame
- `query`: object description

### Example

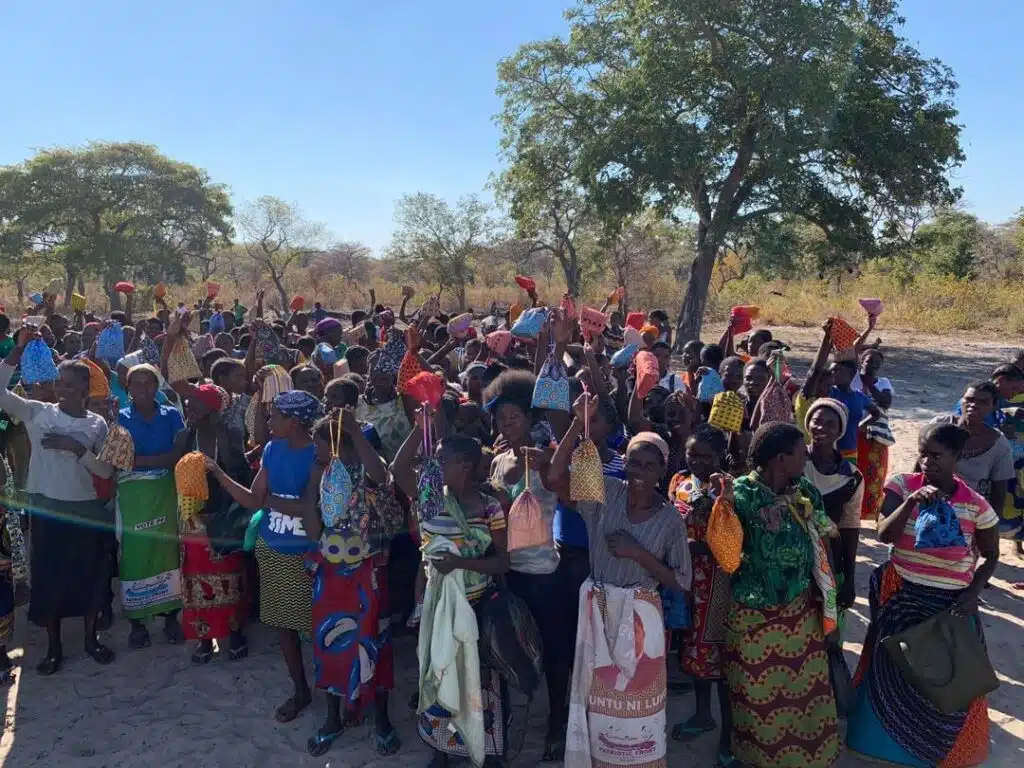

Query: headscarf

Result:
[804,397,849,444]
[126,363,163,388]
[83,358,110,399]
[193,383,230,414]
[191,333,215,360]
[627,431,670,464]
[316,317,342,335]
[272,390,323,426]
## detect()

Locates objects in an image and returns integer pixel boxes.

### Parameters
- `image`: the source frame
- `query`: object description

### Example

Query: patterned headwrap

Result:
[627,431,670,463]
[193,383,230,414]
[82,358,111,399]
[273,390,323,426]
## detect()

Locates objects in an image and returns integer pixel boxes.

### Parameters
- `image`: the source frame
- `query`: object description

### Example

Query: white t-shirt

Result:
[659,373,686,393]
[851,374,894,395]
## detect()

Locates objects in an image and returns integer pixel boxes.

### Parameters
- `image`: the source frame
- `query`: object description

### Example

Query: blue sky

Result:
[1,0,1021,252]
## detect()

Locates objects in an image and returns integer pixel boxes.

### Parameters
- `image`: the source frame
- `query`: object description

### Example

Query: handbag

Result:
[828,645,854,719]
[417,414,445,523]
[97,323,126,364]
[634,351,659,399]
[20,339,58,386]
[882,609,999,715]
[610,343,639,369]
[167,336,202,383]
[532,349,571,411]
[510,307,548,340]
[709,391,744,433]
[579,306,607,340]
[570,398,605,503]
[397,349,424,394]
[914,499,968,550]
[506,453,552,551]
[514,274,536,293]
[97,423,136,472]
[661,587,691,630]
[697,369,724,403]
[867,413,896,446]
[447,313,473,338]
[320,410,354,530]
[707,495,743,573]
[375,329,406,376]
[486,330,512,357]
[829,317,860,351]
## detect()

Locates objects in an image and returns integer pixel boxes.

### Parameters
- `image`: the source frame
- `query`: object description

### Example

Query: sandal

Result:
[307,726,344,757]
[227,634,249,662]
[36,654,63,676]
[274,692,312,723]
[672,719,717,742]
[191,643,214,665]
[128,625,151,650]
[85,643,115,666]
[375,727,401,756]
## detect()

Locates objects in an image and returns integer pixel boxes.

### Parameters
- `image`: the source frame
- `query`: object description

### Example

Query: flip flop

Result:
[36,655,63,676]
[228,642,249,661]
[164,620,185,645]
[307,727,344,757]
[671,720,716,742]
[275,693,311,724]
[375,728,401,756]
[85,644,115,665]
[191,644,214,665]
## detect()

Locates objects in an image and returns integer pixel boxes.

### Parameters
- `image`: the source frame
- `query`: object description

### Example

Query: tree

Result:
[498,0,964,347]
[910,208,982,279]
[0,141,233,308]
[605,216,691,314]
[385,193,495,310]
[236,196,326,311]
[495,126,595,298]
[307,242,373,296]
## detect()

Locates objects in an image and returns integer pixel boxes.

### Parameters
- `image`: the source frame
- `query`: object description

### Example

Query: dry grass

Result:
[4,265,1023,337]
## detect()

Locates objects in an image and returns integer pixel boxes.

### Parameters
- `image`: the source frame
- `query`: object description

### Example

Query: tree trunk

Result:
[106,286,123,312]
[455,281,467,311]
[270,272,289,315]
[63,267,78,309]
[15,278,26,305]
[77,275,86,293]
[673,238,718,353]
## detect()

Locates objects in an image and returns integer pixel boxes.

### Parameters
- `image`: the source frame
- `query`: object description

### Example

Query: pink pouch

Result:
[859,298,884,315]
[486,330,512,356]
[580,307,608,339]
[634,351,660,399]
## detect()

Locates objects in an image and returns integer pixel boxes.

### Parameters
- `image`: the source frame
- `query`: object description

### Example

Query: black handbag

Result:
[882,609,999,715]
[827,645,854,719]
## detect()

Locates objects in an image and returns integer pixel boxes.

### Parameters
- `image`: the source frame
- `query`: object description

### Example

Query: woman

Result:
[117,363,186,648]
[301,408,401,757]
[803,398,863,634]
[725,422,840,768]
[933,381,1015,517]
[846,422,999,766]
[356,367,413,462]
[854,348,894,519]
[668,426,733,765]
[549,395,691,768]
[393,413,510,768]
[485,369,568,760]
[176,383,250,664]
[0,329,115,674]
[205,389,320,722]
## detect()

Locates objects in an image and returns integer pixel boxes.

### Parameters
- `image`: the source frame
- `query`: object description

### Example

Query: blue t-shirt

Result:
[830,387,873,453]
[554,452,628,548]
[119,404,185,457]
[259,439,317,554]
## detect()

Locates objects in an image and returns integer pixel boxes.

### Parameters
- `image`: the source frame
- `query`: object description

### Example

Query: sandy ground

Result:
[2,326,1024,767]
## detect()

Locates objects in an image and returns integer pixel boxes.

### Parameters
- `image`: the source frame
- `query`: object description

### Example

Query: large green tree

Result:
[498,0,964,346]
[0,141,233,308]
[384,193,495,310]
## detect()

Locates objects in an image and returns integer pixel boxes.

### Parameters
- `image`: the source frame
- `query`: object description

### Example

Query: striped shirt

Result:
[886,473,997,590]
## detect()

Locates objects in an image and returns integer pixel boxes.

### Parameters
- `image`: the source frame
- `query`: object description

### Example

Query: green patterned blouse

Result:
[730,473,831,609]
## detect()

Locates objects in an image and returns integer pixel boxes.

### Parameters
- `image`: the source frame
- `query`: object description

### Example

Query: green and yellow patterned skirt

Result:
[724,590,840,768]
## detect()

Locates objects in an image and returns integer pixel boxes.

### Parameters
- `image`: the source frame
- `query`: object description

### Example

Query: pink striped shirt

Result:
[885,473,998,590]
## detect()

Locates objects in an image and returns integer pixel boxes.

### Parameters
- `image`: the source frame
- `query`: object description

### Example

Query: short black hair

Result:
[920,421,970,454]
[689,424,728,456]
[965,379,999,403]
[201,348,227,368]
[483,370,536,415]
[438,433,483,466]
[651,341,671,354]
[749,422,805,468]
[993,364,1024,381]
[210,357,245,385]
[749,329,773,346]
[345,346,370,364]
[351,310,367,326]
[325,377,360,407]
[58,359,90,390]
[648,309,669,323]
[700,343,724,370]
[0,314,9,335]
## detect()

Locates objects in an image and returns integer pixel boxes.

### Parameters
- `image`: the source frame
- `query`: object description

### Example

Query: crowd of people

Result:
[0,279,1018,768]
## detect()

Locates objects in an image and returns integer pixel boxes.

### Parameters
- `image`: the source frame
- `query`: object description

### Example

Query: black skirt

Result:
[27,495,114,625]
